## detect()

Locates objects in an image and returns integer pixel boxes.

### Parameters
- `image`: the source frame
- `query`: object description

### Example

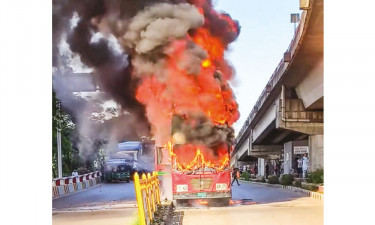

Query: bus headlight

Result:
[176,184,188,192]
[216,183,227,191]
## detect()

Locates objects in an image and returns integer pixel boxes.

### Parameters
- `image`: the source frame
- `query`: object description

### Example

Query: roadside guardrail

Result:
[133,171,161,225]
[52,171,102,199]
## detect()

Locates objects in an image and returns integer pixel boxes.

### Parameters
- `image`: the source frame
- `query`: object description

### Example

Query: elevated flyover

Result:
[232,0,323,175]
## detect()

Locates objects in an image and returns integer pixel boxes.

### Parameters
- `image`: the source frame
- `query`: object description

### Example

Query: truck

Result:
[104,140,155,182]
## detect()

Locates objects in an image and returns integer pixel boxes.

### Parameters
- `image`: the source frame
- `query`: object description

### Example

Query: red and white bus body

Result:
[172,170,231,200]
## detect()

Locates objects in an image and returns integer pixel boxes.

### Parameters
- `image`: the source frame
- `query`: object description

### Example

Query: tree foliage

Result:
[52,91,77,178]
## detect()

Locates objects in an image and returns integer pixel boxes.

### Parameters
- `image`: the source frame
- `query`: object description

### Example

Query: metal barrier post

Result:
[134,172,146,225]
[154,171,161,204]
[150,172,157,212]
[134,171,161,225]
[148,173,156,213]
[156,171,161,204]
[142,173,153,222]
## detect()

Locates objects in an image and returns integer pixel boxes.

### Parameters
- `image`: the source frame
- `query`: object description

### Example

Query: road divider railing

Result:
[133,171,161,225]
[52,171,102,199]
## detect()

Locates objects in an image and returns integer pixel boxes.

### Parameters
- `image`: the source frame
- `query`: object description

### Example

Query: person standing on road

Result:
[302,153,309,178]
[265,162,270,179]
[246,164,251,174]
[231,168,240,186]
[294,157,299,174]
[100,163,105,180]
[72,170,78,177]
[274,158,281,177]
[297,156,303,178]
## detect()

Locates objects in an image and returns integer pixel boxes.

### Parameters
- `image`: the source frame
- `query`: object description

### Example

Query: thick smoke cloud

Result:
[53,0,152,156]
[123,3,204,53]
[187,0,240,45]
[53,0,240,165]
[172,113,234,147]
[54,0,146,116]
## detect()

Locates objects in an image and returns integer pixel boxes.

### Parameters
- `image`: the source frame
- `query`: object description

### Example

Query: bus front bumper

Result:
[173,191,231,200]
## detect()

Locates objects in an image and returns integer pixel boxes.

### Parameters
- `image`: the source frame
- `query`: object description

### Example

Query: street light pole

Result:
[56,100,63,178]
[57,129,62,178]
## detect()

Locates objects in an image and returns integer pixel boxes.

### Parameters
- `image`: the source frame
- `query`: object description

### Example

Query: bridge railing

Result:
[133,171,161,225]
[235,9,309,146]
[52,171,102,199]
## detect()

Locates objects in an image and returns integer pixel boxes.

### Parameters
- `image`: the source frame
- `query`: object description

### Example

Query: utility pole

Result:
[57,129,62,178]
[56,100,63,178]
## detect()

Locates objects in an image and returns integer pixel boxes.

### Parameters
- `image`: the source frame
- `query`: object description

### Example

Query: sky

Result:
[213,0,302,134]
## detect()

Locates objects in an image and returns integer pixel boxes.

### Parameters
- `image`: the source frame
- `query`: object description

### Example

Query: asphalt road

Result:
[52,180,318,225]
[53,179,305,210]
[231,180,306,204]
[52,182,136,209]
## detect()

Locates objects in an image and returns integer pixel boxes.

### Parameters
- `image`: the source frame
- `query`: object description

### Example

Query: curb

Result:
[239,180,324,201]
[52,202,138,213]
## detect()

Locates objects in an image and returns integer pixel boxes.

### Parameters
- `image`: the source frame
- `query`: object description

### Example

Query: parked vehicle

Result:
[103,159,132,183]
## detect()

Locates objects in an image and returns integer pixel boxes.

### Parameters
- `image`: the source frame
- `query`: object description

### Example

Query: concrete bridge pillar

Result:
[309,135,324,171]
[258,158,265,176]
[283,141,293,174]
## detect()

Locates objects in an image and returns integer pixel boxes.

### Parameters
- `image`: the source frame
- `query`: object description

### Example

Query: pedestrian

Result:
[265,162,270,179]
[100,163,105,180]
[274,158,280,177]
[231,168,240,186]
[302,153,309,178]
[297,156,303,177]
[254,163,258,176]
[72,170,78,177]
[294,157,299,174]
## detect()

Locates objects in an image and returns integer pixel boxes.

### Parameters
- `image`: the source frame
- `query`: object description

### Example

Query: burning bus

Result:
[170,144,232,204]
[155,114,234,205]
[112,2,239,204]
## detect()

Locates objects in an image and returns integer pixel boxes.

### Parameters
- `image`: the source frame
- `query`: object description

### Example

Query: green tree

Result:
[52,91,77,178]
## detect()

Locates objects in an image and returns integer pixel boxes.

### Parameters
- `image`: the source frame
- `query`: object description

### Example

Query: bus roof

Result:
[117,141,142,151]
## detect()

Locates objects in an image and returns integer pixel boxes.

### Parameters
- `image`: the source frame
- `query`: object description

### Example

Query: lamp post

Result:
[57,129,62,178]
[56,100,63,178]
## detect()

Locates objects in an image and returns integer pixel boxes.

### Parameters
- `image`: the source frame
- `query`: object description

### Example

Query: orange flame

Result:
[135,2,239,171]
[201,59,211,68]
[197,199,209,205]
[191,28,225,61]
[166,142,230,172]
